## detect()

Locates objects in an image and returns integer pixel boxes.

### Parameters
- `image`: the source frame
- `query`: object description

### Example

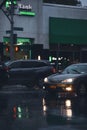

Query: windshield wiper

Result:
[71,69,81,74]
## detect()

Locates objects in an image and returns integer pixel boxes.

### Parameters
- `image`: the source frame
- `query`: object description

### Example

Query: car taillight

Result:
[51,67,56,73]
[4,66,9,72]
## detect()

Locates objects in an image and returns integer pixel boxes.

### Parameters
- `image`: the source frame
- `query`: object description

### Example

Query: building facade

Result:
[0,0,87,67]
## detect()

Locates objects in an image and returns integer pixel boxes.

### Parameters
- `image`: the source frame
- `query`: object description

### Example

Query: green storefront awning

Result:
[49,17,87,44]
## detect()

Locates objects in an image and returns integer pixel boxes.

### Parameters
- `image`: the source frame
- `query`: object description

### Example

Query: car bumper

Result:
[43,83,77,97]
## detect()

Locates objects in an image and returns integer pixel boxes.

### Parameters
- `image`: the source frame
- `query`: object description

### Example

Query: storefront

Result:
[49,17,87,67]
[3,37,32,59]
[3,37,44,60]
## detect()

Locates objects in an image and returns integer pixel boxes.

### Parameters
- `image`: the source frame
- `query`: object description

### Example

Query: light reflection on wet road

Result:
[0,85,87,130]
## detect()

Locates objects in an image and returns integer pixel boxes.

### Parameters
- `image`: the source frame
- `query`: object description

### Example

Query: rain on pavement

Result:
[0,85,87,130]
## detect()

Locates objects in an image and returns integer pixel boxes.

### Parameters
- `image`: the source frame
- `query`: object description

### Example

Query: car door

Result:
[7,61,22,84]
[33,61,52,78]
[21,61,36,83]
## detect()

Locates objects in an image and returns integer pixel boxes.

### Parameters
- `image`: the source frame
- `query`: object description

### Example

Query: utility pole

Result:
[1,0,22,60]
[10,0,14,60]
[1,0,15,60]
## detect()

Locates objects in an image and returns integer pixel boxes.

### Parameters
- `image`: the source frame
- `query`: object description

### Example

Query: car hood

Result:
[47,73,82,83]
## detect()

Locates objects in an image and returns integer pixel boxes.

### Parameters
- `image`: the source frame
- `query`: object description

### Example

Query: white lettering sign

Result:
[18,3,32,10]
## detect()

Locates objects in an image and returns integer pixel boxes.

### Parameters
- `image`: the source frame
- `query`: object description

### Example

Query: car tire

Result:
[77,83,87,96]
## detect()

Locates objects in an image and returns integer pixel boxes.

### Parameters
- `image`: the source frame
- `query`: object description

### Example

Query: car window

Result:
[21,61,30,68]
[77,65,87,73]
[62,65,79,74]
[34,62,47,67]
[21,61,39,68]
[21,61,49,68]
[62,64,87,74]
[6,61,21,68]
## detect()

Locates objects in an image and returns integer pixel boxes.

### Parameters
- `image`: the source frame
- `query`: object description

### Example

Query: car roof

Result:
[5,59,50,63]
[4,59,52,65]
[70,63,87,66]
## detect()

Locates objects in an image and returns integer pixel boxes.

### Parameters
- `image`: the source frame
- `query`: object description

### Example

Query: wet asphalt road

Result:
[0,85,87,130]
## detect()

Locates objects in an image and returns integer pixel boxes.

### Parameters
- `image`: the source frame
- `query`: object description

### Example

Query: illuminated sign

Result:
[18,3,32,10]
[18,3,35,16]
[19,11,35,16]
[3,37,31,44]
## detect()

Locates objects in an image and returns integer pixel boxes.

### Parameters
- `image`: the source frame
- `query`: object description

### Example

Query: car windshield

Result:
[4,60,13,65]
[78,65,87,73]
[62,64,87,74]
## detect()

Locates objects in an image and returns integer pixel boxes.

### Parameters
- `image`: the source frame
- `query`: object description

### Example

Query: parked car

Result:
[4,59,56,87]
[0,62,8,87]
[43,63,87,97]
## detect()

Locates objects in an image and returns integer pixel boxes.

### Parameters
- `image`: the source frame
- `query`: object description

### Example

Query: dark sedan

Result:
[43,63,87,97]
[4,59,56,87]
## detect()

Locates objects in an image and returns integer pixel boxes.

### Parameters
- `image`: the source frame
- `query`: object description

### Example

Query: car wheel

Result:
[77,83,87,96]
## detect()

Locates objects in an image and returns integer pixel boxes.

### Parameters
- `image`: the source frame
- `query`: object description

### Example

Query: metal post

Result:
[56,44,60,71]
[10,0,14,60]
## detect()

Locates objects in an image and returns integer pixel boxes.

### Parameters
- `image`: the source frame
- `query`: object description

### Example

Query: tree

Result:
[43,0,81,6]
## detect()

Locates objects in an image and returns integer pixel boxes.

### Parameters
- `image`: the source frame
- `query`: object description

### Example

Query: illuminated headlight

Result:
[61,78,75,83]
[44,77,48,83]
[65,87,72,91]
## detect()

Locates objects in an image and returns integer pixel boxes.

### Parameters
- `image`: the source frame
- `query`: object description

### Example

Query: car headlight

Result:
[61,78,75,83]
[44,77,48,83]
